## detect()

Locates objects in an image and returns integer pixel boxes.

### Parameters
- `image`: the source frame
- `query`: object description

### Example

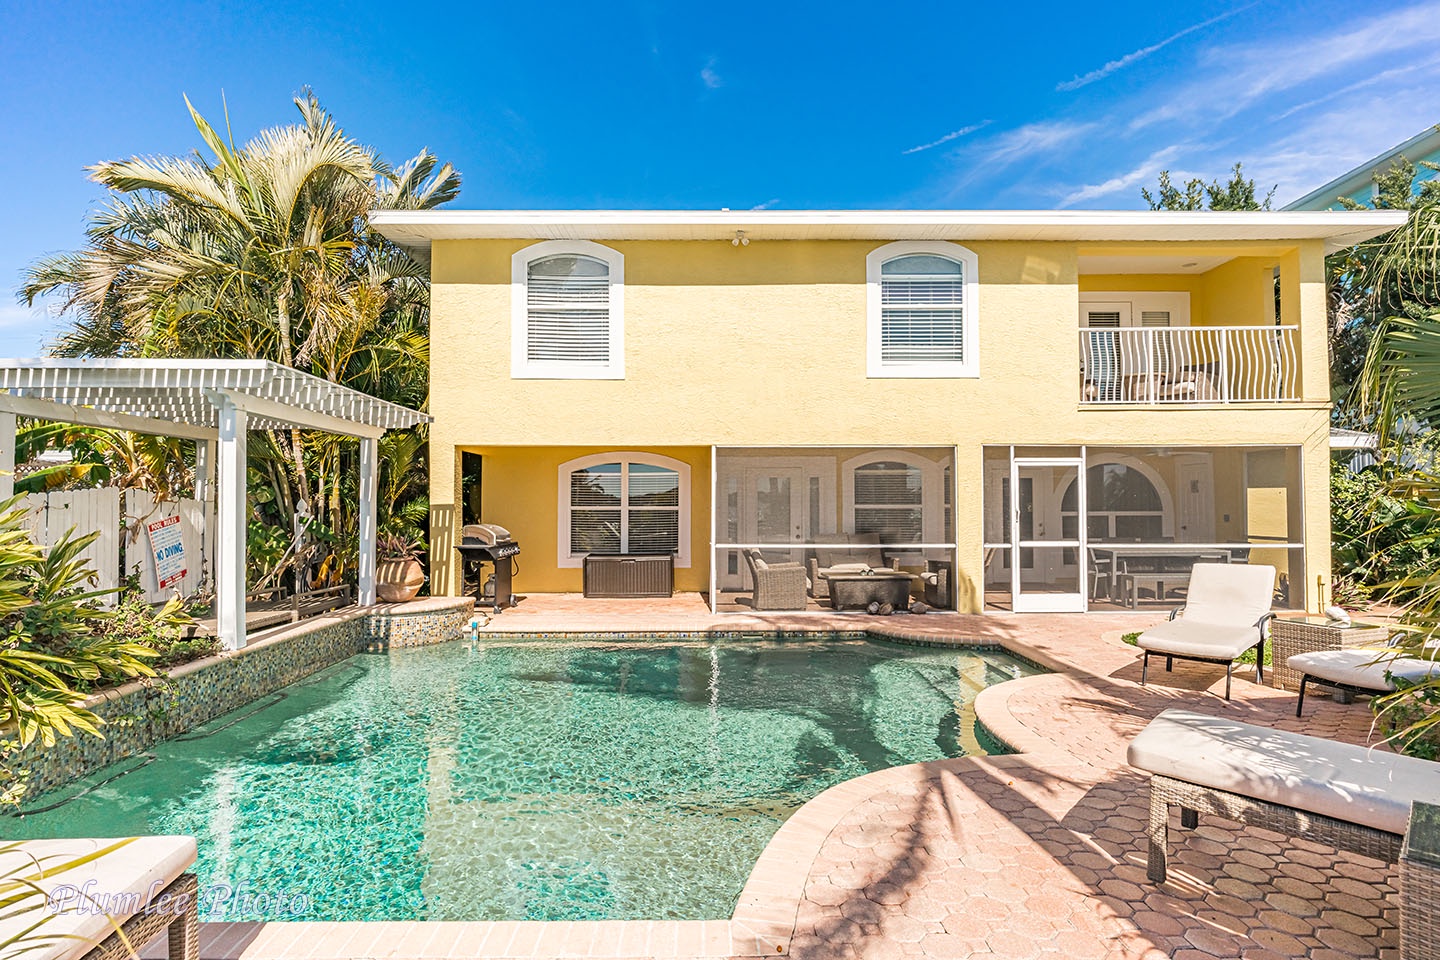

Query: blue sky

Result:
[2,0,1437,355]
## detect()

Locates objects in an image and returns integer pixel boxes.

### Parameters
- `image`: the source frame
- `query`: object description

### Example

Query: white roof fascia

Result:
[370,208,1407,258]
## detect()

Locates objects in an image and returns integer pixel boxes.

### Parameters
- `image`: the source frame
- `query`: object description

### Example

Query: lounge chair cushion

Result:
[0,836,197,960]
[1127,709,1440,835]
[1136,619,1261,659]
[1176,562,1276,629]
[1288,648,1439,692]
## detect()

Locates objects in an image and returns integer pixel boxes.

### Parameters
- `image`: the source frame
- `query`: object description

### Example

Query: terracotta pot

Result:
[376,558,424,602]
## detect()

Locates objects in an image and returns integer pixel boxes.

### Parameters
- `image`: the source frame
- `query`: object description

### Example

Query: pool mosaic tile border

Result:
[18,598,474,798]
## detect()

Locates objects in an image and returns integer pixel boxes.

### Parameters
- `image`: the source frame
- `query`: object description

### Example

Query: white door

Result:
[1011,457,1087,613]
[1175,454,1215,542]
[718,467,804,590]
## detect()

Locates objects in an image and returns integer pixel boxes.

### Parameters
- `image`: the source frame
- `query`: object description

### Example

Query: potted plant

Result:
[376,532,425,602]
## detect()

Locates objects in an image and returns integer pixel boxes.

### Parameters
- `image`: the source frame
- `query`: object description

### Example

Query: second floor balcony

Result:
[1078,324,1301,404]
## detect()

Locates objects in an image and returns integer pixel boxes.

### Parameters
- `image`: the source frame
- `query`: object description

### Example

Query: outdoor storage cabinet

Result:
[583,554,675,598]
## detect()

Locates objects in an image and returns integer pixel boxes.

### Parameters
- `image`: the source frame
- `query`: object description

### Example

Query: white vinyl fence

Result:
[123,490,213,603]
[20,487,212,603]
[21,487,122,596]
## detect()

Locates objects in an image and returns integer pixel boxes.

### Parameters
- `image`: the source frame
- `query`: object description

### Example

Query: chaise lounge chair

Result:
[1127,708,1439,883]
[1135,562,1277,699]
[1290,646,1439,716]
[0,835,199,960]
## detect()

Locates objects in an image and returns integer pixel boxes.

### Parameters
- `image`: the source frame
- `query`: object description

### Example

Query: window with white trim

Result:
[558,453,690,567]
[853,460,924,542]
[866,241,979,378]
[512,240,624,379]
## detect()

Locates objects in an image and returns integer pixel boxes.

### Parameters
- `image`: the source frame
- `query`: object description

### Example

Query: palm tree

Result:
[20,91,458,581]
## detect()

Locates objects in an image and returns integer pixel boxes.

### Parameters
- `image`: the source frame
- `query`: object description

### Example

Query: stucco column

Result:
[1291,241,1331,403]
[953,444,984,614]
[1301,419,1333,614]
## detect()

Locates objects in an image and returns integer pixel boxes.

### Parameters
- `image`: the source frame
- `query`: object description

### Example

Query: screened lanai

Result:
[711,446,957,613]
[0,360,431,650]
[982,444,1303,612]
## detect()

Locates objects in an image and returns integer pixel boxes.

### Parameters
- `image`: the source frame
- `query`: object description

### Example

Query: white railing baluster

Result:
[1077,324,1300,405]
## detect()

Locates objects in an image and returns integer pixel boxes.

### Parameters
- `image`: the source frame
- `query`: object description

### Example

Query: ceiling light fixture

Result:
[732,230,749,246]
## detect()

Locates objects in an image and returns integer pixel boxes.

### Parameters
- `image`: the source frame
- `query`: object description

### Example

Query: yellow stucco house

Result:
[371,209,1404,615]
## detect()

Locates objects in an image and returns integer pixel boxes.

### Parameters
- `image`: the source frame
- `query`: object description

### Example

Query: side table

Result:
[1269,615,1391,692]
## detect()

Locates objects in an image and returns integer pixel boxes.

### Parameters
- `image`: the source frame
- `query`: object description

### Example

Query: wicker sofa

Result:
[806,533,900,600]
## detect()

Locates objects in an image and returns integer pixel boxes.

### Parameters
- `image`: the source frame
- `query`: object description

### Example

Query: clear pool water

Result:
[14,636,1036,922]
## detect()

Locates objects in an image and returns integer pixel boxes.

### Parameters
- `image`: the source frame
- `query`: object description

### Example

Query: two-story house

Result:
[371,210,1404,614]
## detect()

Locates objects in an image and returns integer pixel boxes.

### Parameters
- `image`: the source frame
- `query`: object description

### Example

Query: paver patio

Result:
[147,594,1398,959]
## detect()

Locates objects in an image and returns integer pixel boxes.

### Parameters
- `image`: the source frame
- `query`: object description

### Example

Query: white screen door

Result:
[1011,456,1087,612]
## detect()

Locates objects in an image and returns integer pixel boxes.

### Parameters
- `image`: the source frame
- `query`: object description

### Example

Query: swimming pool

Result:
[15,635,1037,922]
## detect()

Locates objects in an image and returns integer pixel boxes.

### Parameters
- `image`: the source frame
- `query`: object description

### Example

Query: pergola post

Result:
[0,412,15,502]
[194,439,214,587]
[358,436,378,605]
[215,397,248,651]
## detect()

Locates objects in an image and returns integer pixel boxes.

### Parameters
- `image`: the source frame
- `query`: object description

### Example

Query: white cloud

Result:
[980,121,1098,167]
[1057,5,1255,92]
[700,57,722,90]
[1057,146,1184,207]
[1130,2,1440,131]
[902,120,992,155]
[750,198,780,210]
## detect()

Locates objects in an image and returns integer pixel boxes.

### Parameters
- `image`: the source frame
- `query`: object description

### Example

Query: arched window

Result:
[557,452,690,567]
[841,451,946,544]
[866,241,979,378]
[1061,462,1168,541]
[512,240,624,379]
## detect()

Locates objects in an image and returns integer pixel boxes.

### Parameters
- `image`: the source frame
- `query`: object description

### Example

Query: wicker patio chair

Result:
[742,548,808,611]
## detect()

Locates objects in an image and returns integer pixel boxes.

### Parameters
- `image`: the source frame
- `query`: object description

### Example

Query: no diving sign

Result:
[146,515,187,591]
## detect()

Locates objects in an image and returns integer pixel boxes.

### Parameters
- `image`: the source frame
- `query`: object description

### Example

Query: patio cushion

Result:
[1136,619,1261,659]
[0,835,196,960]
[1127,709,1439,835]
[1288,648,1439,692]
[814,533,884,569]
[1177,563,1276,629]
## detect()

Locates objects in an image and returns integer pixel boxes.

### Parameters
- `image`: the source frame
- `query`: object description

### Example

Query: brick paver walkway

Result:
[161,595,1400,959]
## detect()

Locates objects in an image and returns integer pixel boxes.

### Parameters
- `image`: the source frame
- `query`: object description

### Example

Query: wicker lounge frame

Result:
[1144,774,1402,883]
[81,873,199,960]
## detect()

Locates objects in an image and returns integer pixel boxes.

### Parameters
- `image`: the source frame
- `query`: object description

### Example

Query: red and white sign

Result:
[145,515,187,590]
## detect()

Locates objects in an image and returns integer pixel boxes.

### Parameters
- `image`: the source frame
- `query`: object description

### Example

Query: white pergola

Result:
[0,360,431,651]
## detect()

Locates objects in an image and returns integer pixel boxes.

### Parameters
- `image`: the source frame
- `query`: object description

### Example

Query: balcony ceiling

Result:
[1078,254,1235,275]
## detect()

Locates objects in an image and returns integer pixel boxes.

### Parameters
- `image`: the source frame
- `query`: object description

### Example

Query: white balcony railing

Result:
[1078,325,1300,404]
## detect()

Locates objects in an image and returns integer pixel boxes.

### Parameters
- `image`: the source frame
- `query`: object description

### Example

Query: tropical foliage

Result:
[1328,157,1440,755]
[1141,162,1275,211]
[20,91,455,589]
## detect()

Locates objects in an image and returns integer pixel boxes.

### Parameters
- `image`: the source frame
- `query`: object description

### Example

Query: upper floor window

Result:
[866,240,979,378]
[557,452,690,567]
[512,240,625,379]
